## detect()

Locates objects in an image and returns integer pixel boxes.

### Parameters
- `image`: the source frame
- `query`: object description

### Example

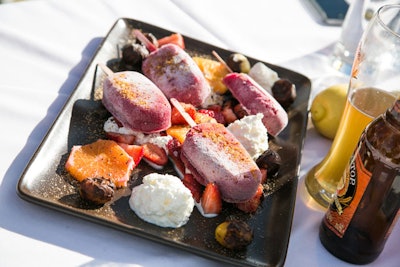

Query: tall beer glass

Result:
[305,4,400,207]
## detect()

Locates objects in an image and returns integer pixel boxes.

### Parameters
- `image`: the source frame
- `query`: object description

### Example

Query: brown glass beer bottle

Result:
[319,99,400,264]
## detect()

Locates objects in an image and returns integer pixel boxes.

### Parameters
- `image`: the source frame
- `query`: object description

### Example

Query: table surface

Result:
[0,0,398,266]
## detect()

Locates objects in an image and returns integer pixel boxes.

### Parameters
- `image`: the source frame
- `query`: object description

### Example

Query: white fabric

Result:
[0,0,398,266]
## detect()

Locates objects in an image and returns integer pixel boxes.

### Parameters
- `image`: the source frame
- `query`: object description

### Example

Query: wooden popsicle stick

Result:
[212,50,233,73]
[98,63,114,77]
[170,98,197,128]
[133,29,157,52]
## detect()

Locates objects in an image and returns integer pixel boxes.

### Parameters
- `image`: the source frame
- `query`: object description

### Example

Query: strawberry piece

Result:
[171,102,196,125]
[201,182,222,215]
[106,132,136,145]
[207,105,225,124]
[182,173,203,202]
[236,184,264,213]
[221,106,238,125]
[166,138,185,177]
[198,109,215,118]
[118,143,144,166]
[158,33,185,49]
[142,142,168,166]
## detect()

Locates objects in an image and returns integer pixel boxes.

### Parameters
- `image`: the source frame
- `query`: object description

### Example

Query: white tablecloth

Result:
[0,0,398,266]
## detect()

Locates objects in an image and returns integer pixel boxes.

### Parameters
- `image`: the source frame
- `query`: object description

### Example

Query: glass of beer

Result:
[305,4,400,207]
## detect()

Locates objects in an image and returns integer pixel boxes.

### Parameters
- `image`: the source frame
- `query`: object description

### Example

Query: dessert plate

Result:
[17,18,311,267]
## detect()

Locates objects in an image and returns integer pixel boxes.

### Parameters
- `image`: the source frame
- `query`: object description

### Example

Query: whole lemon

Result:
[310,84,348,139]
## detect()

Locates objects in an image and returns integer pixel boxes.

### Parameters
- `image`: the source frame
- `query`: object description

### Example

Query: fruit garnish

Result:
[215,219,253,250]
[166,138,185,177]
[142,142,169,167]
[256,149,282,178]
[271,79,296,110]
[310,83,347,139]
[78,177,115,205]
[194,111,217,124]
[171,102,196,125]
[158,33,185,49]
[236,184,264,213]
[117,143,144,165]
[65,139,135,188]
[182,173,203,203]
[233,103,248,119]
[166,125,191,144]
[170,98,197,127]
[221,102,238,124]
[197,109,215,118]
[192,56,229,94]
[201,182,222,215]
[106,132,136,145]
[206,105,225,124]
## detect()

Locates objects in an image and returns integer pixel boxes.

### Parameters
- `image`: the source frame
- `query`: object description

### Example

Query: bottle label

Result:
[323,148,372,238]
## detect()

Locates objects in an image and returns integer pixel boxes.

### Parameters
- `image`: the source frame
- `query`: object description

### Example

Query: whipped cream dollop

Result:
[248,62,279,94]
[227,113,269,160]
[104,116,135,135]
[129,173,194,228]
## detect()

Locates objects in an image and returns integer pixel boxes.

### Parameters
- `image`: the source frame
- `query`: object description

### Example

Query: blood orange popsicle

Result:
[180,122,262,203]
[102,70,171,133]
[142,43,211,107]
[223,73,288,136]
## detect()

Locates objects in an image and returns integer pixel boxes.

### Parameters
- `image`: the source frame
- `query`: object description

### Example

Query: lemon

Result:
[310,84,348,139]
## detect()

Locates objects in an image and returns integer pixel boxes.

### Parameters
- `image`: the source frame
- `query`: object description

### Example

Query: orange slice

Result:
[65,139,134,188]
[192,57,229,94]
[166,125,191,144]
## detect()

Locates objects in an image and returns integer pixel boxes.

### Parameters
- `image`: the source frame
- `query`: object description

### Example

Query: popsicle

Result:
[180,122,262,203]
[101,67,171,133]
[223,72,288,136]
[142,43,211,107]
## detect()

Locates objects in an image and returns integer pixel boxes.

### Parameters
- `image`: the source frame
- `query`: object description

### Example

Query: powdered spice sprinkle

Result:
[113,74,150,108]
[199,124,253,165]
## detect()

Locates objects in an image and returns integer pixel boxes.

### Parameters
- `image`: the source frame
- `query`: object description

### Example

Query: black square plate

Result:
[17,18,311,267]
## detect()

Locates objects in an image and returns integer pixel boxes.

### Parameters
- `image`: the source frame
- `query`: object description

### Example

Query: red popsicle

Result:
[102,68,171,133]
[142,43,211,107]
[223,73,288,136]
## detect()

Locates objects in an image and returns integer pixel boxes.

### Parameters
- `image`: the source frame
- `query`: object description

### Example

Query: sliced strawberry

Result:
[106,132,136,145]
[166,138,185,177]
[207,105,225,124]
[236,184,264,213]
[221,106,238,125]
[142,142,168,166]
[166,137,182,157]
[201,182,222,215]
[158,33,185,49]
[198,109,215,118]
[118,143,144,166]
[171,102,196,125]
[182,173,203,203]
